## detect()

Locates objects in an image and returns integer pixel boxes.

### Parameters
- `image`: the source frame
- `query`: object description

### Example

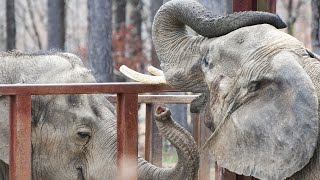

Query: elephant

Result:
[0,52,200,179]
[120,0,320,179]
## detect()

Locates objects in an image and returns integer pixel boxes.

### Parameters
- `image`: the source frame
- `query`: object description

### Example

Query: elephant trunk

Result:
[152,0,286,92]
[137,106,199,180]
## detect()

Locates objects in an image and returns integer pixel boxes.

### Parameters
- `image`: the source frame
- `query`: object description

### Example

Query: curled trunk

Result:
[138,106,199,180]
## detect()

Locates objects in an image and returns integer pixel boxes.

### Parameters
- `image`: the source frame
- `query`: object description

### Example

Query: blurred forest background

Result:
[2,0,319,82]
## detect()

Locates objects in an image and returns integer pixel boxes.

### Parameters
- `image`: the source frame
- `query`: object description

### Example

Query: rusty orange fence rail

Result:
[0,82,216,180]
[0,83,174,180]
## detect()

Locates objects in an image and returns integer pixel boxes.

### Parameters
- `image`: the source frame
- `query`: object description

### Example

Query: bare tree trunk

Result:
[115,0,126,31]
[128,0,142,40]
[125,0,144,73]
[6,0,16,50]
[312,0,320,54]
[226,0,233,14]
[0,1,5,51]
[284,0,305,36]
[199,0,227,15]
[287,0,294,35]
[47,0,66,50]
[26,0,43,49]
[0,23,5,51]
[88,0,113,82]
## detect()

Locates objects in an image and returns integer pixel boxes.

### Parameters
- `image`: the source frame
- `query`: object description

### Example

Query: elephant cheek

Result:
[231,95,283,149]
[231,90,279,140]
[85,132,117,179]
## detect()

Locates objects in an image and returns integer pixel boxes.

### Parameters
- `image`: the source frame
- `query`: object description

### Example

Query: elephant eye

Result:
[76,127,92,141]
[248,81,261,92]
[202,57,209,67]
[77,131,91,139]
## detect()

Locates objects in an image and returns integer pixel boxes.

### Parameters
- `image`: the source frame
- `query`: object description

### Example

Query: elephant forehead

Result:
[214,24,303,64]
[36,95,97,125]
[206,25,296,79]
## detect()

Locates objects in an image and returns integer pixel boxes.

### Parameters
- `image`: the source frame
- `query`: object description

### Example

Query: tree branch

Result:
[26,0,43,49]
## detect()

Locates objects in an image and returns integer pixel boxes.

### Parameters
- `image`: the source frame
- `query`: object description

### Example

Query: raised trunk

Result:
[152,0,286,92]
[137,107,199,180]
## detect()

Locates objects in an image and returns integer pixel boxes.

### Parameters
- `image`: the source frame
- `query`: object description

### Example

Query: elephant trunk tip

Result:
[156,106,166,114]
[155,106,172,121]
[275,14,287,29]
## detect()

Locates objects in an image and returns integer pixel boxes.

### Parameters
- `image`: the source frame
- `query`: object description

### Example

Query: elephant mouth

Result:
[77,167,85,180]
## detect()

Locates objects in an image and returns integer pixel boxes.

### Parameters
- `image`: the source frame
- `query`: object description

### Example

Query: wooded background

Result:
[2,0,318,81]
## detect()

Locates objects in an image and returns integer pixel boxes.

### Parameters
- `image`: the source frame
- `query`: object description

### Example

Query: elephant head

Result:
[0,52,199,180]
[25,63,118,180]
[142,0,319,179]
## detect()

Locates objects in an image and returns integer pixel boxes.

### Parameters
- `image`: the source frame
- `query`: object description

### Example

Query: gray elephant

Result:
[121,0,320,179]
[0,52,200,179]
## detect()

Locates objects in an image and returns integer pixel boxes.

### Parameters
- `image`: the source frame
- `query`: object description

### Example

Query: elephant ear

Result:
[204,52,319,179]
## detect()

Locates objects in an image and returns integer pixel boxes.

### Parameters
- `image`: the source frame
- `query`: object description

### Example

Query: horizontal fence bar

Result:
[0,83,175,95]
[106,94,199,104]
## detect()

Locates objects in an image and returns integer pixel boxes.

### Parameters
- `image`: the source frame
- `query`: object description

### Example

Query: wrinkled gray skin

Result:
[153,0,320,179]
[0,52,199,180]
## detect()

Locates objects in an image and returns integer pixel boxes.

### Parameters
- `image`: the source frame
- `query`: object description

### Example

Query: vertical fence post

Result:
[116,93,138,180]
[145,103,153,162]
[192,113,200,145]
[192,113,211,180]
[9,95,32,180]
[145,103,162,166]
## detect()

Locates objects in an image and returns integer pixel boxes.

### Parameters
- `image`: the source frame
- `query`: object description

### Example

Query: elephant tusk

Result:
[119,65,167,84]
[147,65,164,76]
